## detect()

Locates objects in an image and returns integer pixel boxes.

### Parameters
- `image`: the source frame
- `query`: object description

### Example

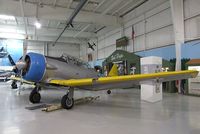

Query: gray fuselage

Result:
[42,56,98,83]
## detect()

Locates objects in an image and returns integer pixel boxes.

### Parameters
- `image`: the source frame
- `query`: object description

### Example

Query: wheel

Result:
[61,94,74,109]
[11,81,18,89]
[107,90,111,94]
[29,89,41,103]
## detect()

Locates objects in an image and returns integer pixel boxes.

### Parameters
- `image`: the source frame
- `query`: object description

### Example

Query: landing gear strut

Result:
[11,81,18,89]
[61,87,74,109]
[29,86,41,103]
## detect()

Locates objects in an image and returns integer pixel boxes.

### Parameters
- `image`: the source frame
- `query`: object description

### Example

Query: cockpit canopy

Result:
[60,53,91,68]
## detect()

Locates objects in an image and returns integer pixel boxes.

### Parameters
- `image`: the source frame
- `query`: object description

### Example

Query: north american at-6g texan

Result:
[11,52,198,109]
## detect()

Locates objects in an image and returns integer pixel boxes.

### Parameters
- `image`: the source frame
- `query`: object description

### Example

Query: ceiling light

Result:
[0,15,15,20]
[34,22,41,29]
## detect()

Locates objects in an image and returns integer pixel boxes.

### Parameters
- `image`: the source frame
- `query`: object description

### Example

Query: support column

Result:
[170,0,184,93]
[44,42,48,56]
[23,39,27,56]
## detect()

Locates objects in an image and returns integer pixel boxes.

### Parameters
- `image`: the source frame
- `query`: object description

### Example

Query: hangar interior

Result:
[0,0,200,134]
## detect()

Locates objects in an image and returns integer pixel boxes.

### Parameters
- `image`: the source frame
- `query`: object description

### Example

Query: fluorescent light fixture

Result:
[34,21,41,29]
[0,15,15,20]
[0,33,25,39]
[0,28,16,33]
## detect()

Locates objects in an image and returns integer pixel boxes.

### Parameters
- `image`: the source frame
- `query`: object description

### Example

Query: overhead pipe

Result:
[53,0,88,46]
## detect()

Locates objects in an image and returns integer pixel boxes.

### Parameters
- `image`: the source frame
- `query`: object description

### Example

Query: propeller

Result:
[0,54,24,82]
[8,39,28,93]
[17,39,28,93]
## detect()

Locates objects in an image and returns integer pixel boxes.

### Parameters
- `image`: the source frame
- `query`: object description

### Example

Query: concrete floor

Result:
[0,83,200,134]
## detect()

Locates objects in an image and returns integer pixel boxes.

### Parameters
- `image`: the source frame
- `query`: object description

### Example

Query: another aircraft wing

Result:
[49,70,198,89]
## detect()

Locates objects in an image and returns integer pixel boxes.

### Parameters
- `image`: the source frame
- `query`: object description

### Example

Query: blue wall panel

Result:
[0,39,23,66]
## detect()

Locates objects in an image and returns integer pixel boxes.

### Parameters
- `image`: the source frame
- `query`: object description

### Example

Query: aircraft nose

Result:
[15,61,26,71]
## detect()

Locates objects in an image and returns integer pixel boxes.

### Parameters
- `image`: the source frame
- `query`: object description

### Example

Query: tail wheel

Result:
[29,89,41,103]
[107,90,111,94]
[11,81,18,89]
[61,94,74,109]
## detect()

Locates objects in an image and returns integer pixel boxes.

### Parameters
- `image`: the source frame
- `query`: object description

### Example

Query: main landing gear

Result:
[61,87,74,109]
[29,86,41,103]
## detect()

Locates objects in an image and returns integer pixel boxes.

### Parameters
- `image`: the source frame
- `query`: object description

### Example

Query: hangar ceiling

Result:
[0,0,146,44]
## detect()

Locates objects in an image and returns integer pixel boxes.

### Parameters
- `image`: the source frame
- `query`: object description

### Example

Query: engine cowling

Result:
[22,52,46,82]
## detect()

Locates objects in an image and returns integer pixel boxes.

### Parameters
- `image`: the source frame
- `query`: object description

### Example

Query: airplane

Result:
[0,54,17,82]
[88,42,96,51]
[0,69,15,80]
[0,47,8,58]
[10,52,198,109]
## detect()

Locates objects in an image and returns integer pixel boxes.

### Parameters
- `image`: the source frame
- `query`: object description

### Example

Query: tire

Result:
[61,94,74,109]
[11,82,18,89]
[107,90,111,94]
[29,90,41,103]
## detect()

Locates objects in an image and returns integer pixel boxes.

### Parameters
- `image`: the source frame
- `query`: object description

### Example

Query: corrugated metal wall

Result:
[27,42,80,58]
[91,0,200,60]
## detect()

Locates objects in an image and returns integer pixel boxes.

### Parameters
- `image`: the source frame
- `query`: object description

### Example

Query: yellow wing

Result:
[49,70,198,89]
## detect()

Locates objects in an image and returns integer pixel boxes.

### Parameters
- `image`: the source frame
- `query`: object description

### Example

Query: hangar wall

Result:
[90,0,200,60]
[27,42,80,58]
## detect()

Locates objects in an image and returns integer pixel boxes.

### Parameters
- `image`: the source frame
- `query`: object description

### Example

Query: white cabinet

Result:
[188,66,200,95]
[140,56,163,102]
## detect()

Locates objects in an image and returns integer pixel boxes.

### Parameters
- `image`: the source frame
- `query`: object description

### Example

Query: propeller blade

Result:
[8,54,16,66]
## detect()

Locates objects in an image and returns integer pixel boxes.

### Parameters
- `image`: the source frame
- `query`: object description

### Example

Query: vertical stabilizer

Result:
[108,64,118,76]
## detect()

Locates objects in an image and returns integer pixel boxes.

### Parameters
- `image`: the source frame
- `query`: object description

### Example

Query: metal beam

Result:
[19,0,27,37]
[73,24,91,38]
[111,0,133,15]
[47,20,50,27]
[27,37,83,45]
[34,27,37,40]
[170,0,184,93]
[93,0,106,12]
[120,0,149,17]
[53,0,57,7]
[56,22,60,28]
[0,23,95,38]
[101,0,122,15]
[68,0,73,8]
[0,0,120,27]
[35,4,39,39]
[53,0,88,46]
[15,18,18,25]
